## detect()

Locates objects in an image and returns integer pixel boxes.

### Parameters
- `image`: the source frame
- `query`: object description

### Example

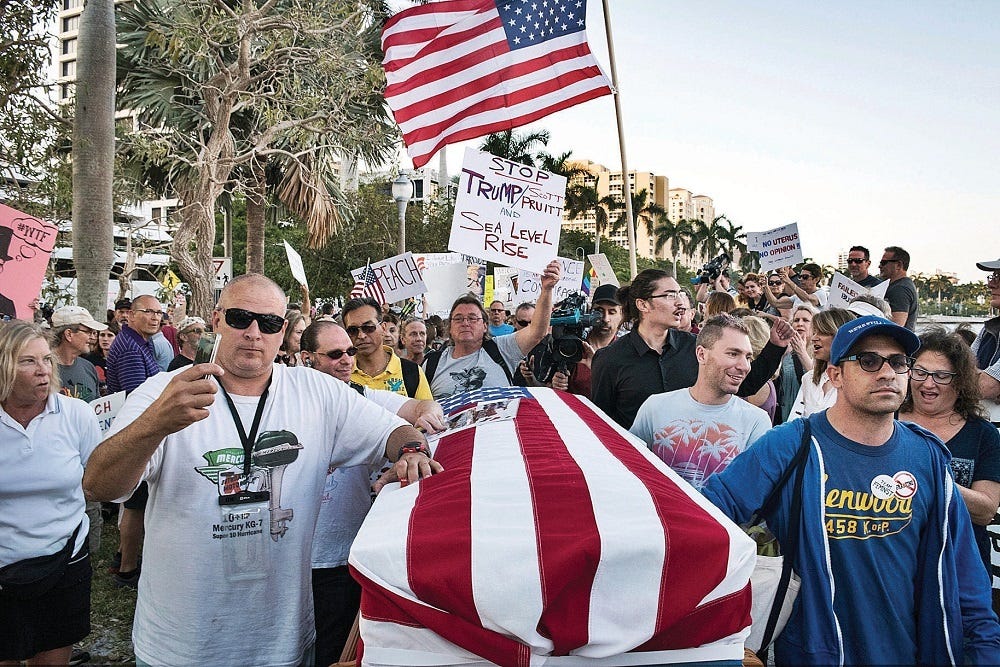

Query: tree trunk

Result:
[245,161,266,274]
[72,0,115,317]
[173,179,221,319]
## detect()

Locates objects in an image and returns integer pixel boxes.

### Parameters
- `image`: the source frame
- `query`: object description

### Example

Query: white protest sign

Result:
[283,241,309,289]
[449,148,565,273]
[91,391,126,434]
[492,267,518,308]
[751,223,803,272]
[514,257,585,304]
[350,251,426,303]
[828,272,890,309]
[413,252,482,317]
[587,253,619,287]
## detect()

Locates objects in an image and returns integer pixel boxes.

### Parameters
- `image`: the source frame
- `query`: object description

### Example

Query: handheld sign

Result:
[412,252,481,317]
[514,257,585,304]
[587,253,619,287]
[350,252,427,304]
[747,223,803,272]
[91,391,126,435]
[449,148,566,273]
[283,241,309,289]
[829,271,889,309]
[0,204,59,320]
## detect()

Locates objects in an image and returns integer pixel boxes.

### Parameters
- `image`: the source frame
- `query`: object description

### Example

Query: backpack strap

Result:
[348,381,366,396]
[400,357,420,398]
[423,347,443,384]
[482,338,514,384]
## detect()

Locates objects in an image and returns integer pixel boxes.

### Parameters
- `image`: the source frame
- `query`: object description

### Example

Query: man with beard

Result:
[592,269,792,429]
[629,315,772,490]
[704,316,1000,665]
[342,298,431,399]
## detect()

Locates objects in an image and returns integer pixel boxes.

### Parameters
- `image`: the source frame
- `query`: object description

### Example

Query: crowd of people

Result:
[3,246,1000,665]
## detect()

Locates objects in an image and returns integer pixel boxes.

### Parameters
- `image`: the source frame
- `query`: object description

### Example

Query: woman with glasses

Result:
[899,327,1000,575]
[167,316,207,371]
[789,308,857,419]
[0,321,102,665]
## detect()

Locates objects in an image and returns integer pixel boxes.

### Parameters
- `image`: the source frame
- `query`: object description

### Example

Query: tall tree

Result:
[72,0,116,318]
[117,0,397,317]
[478,128,550,166]
[652,214,695,278]
[611,188,665,241]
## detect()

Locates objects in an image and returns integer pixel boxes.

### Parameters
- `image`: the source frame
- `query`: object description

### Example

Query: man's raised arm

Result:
[515,259,562,355]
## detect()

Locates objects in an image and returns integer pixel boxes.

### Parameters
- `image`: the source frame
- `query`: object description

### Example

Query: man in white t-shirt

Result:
[299,320,445,666]
[83,274,442,667]
[630,314,772,490]
[423,259,561,399]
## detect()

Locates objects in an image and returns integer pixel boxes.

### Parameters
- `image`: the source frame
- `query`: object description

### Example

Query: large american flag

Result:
[349,388,754,665]
[381,0,613,168]
[349,263,386,304]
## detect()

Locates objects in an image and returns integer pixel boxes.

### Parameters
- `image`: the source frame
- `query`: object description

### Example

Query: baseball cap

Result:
[975,258,1000,271]
[592,284,620,305]
[51,305,108,331]
[176,316,206,334]
[114,298,132,310]
[829,315,919,366]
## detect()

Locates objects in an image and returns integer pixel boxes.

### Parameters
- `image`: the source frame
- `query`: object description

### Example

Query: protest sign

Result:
[828,271,890,309]
[748,223,803,272]
[0,204,59,319]
[413,252,484,317]
[514,257,585,304]
[91,391,126,434]
[283,241,309,289]
[492,267,518,308]
[587,253,619,287]
[448,148,566,273]
[350,251,427,304]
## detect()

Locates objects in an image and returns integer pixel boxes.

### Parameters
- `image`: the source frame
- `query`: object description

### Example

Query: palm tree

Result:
[652,214,695,278]
[690,215,732,265]
[715,216,749,270]
[478,128,550,166]
[609,188,665,248]
[536,149,588,181]
[564,175,618,254]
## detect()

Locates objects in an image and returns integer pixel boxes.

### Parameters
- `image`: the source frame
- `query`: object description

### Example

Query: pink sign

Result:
[0,204,58,320]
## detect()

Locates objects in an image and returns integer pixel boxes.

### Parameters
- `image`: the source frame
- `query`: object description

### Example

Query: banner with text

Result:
[747,222,803,272]
[828,271,890,309]
[0,204,59,319]
[350,251,427,304]
[91,391,126,434]
[514,257,585,304]
[449,148,566,273]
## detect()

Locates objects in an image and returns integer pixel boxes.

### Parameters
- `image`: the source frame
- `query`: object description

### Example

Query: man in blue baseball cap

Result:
[704,316,1000,664]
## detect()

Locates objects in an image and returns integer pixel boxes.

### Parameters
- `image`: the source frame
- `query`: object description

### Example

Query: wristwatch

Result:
[397,441,431,460]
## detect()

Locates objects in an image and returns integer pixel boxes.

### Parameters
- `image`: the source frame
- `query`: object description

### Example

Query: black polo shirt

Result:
[591,328,698,429]
[591,327,786,429]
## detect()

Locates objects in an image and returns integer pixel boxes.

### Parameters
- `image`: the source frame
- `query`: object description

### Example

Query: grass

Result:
[84,513,137,665]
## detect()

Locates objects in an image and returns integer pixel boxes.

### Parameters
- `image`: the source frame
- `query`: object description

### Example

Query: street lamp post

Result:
[392,173,413,254]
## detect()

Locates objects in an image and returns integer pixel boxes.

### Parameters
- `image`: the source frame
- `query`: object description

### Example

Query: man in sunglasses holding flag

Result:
[704,315,1000,664]
[83,274,442,667]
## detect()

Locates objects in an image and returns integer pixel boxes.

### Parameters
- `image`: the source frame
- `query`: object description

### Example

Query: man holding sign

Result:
[423,260,561,399]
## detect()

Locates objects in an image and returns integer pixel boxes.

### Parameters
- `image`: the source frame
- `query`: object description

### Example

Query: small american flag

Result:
[349,263,385,304]
[381,0,612,168]
[437,385,531,415]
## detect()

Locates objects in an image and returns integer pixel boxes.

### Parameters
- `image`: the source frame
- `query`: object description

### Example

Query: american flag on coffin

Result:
[349,388,755,666]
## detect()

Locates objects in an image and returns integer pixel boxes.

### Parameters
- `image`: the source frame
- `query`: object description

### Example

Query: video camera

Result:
[532,293,603,383]
[691,252,731,285]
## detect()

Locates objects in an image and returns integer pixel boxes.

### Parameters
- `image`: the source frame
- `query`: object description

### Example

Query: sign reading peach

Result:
[449,148,566,273]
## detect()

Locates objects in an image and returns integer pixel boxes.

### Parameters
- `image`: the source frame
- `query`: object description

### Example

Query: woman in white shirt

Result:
[789,308,856,419]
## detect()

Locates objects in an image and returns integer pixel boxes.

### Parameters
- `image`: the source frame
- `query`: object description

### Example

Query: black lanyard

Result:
[217,375,272,477]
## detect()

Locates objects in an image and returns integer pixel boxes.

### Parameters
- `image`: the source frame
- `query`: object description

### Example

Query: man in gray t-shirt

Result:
[51,305,107,402]
[424,260,561,400]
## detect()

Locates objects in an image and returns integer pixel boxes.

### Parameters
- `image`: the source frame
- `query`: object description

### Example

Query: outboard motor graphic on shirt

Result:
[251,430,303,540]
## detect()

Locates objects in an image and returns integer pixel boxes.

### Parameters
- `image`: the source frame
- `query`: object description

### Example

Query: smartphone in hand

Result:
[194,332,220,367]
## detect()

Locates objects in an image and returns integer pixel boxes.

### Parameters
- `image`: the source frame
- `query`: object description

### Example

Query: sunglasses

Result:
[767,280,782,287]
[316,347,357,360]
[516,319,532,327]
[840,351,913,373]
[223,308,285,334]
[846,258,867,264]
[345,323,379,337]
[878,259,900,267]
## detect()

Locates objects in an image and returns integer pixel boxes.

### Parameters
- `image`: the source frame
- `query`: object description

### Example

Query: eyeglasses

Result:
[646,290,681,301]
[516,319,532,327]
[222,308,285,334]
[910,366,957,385]
[71,326,95,335]
[878,259,899,267]
[316,347,357,360]
[344,323,379,337]
[184,328,205,335]
[846,258,867,264]
[840,351,914,373]
[132,308,164,318]
[451,315,483,324]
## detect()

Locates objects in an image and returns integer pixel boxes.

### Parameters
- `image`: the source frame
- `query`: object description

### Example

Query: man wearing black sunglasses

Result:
[83,274,442,667]
[846,245,881,288]
[299,319,445,664]
[705,316,1000,665]
[879,246,918,330]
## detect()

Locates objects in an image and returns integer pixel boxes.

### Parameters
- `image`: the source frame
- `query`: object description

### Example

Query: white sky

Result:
[400,0,999,282]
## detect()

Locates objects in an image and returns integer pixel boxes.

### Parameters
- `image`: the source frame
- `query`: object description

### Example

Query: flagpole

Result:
[600,0,637,280]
